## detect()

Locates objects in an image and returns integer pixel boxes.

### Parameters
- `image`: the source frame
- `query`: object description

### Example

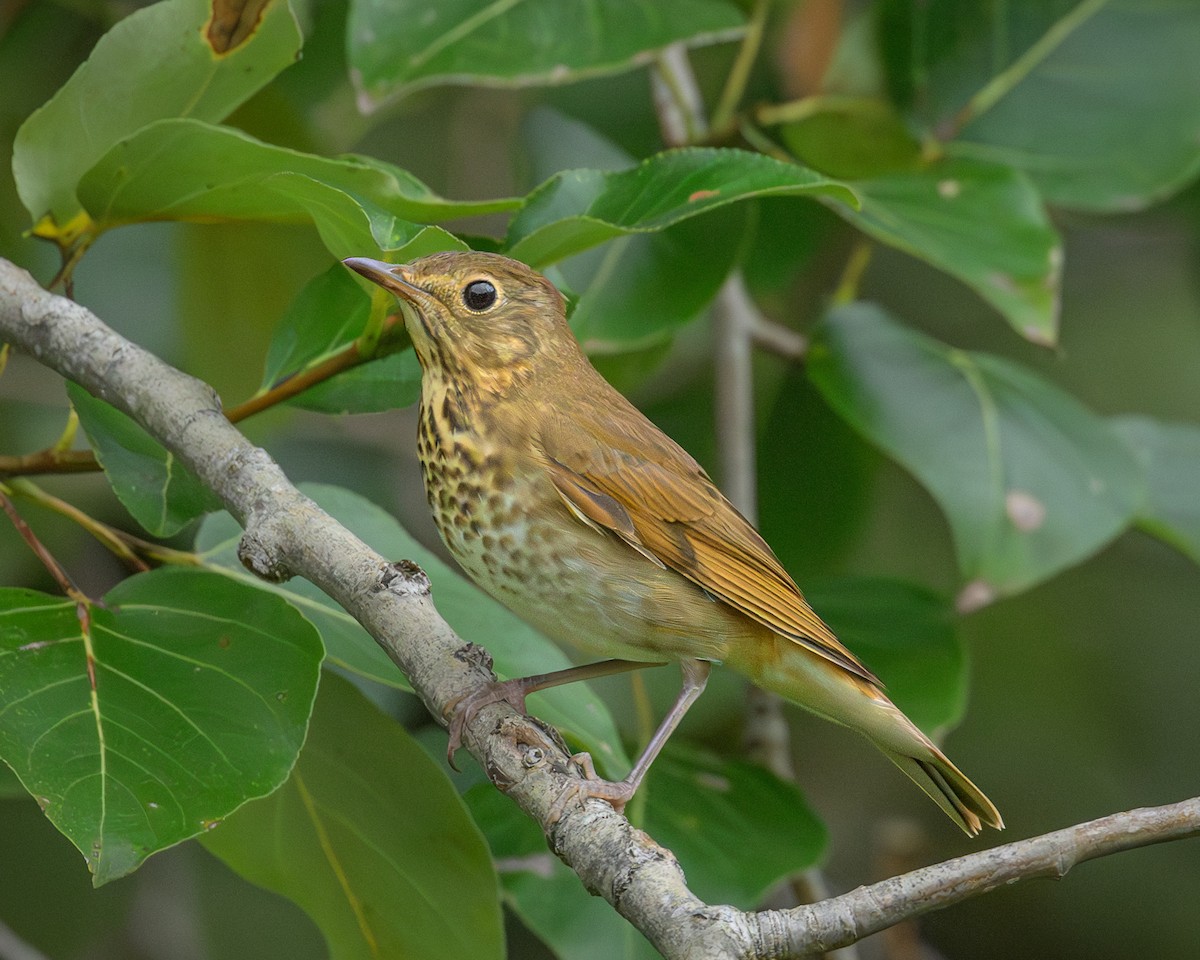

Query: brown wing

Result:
[536,402,877,684]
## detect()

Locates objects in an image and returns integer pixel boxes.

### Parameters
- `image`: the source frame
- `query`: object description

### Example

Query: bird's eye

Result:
[462,279,497,311]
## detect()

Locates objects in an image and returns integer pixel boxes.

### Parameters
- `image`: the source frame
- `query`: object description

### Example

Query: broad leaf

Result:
[566,207,746,351]
[203,674,503,960]
[835,157,1061,345]
[259,264,423,414]
[806,578,964,735]
[881,0,1200,210]
[195,484,630,772]
[506,148,858,266]
[0,568,322,884]
[523,109,746,352]
[777,97,921,180]
[809,303,1141,605]
[640,744,826,908]
[77,118,515,255]
[68,382,221,537]
[466,742,824,960]
[1113,416,1200,565]
[14,0,302,237]
[347,0,746,109]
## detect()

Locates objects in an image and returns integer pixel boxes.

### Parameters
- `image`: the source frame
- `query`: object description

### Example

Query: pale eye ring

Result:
[462,279,497,311]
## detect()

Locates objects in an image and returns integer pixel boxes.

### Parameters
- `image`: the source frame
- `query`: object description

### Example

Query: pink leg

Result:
[552,658,711,819]
[446,658,665,766]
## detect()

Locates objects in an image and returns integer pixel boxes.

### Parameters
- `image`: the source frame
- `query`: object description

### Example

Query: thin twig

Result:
[224,341,367,423]
[750,315,808,361]
[0,485,88,600]
[710,0,770,137]
[768,797,1200,954]
[712,273,759,520]
[937,0,1106,140]
[0,446,101,476]
[651,44,707,147]
[5,478,149,572]
[832,239,873,306]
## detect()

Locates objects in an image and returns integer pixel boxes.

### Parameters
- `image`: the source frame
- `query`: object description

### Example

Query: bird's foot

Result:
[444,679,531,769]
[548,752,638,823]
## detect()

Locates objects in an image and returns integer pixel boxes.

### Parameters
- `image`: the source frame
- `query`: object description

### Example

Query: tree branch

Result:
[3,259,1198,958]
[764,797,1200,954]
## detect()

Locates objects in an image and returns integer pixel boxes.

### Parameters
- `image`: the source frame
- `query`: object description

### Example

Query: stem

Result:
[51,408,80,452]
[712,274,758,520]
[751,316,807,360]
[757,93,880,128]
[832,239,873,306]
[0,485,89,602]
[939,0,1106,139]
[225,340,366,423]
[737,118,793,161]
[6,478,150,572]
[710,0,770,137]
[48,235,96,298]
[625,669,655,827]
[0,447,101,477]
[651,44,707,146]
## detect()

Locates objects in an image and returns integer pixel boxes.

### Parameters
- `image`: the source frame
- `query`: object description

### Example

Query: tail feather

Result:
[739,634,1003,834]
[884,748,1004,837]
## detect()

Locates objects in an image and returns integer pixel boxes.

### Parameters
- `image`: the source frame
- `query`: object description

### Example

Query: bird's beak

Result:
[342,257,420,300]
[343,257,440,345]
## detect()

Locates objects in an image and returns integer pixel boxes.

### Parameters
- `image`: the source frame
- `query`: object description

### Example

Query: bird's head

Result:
[343,251,575,384]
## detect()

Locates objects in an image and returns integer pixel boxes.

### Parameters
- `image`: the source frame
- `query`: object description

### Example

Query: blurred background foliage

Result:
[1,0,1198,958]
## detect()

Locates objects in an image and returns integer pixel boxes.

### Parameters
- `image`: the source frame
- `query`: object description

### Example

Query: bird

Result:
[343,251,1003,835]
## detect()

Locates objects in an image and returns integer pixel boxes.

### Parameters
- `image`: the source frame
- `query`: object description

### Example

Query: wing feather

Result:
[537,409,877,683]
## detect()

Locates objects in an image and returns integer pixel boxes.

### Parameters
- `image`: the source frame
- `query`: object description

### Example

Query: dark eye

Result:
[462,279,497,311]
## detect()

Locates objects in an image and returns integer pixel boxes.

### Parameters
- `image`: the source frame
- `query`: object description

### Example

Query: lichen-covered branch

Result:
[3,259,1198,960]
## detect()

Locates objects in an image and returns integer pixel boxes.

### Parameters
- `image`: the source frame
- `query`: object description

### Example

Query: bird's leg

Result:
[552,658,712,820]
[445,657,665,766]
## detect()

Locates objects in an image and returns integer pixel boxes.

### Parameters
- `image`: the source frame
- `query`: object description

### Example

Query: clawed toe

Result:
[444,680,531,768]
[548,753,638,823]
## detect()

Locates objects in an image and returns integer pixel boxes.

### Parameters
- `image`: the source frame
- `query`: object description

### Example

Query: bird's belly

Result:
[433,481,737,664]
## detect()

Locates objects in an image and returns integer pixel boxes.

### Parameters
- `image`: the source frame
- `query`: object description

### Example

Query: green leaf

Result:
[506,147,858,267]
[806,578,965,735]
[0,568,322,885]
[203,673,503,960]
[77,118,517,254]
[567,206,747,352]
[809,303,1141,605]
[1112,416,1200,565]
[757,369,875,579]
[194,484,630,772]
[777,96,922,179]
[466,742,824,960]
[260,264,423,414]
[836,157,1061,345]
[466,782,651,960]
[881,0,1200,211]
[347,0,746,109]
[641,744,826,907]
[521,110,747,352]
[67,382,222,537]
[13,0,302,235]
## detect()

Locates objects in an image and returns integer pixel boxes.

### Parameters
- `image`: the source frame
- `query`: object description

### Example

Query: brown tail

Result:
[883,747,1004,836]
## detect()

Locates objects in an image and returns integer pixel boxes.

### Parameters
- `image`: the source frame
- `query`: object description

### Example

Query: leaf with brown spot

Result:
[206,0,274,54]
[811,304,1142,601]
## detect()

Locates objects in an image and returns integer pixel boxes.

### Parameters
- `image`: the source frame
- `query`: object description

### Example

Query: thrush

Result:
[344,251,1003,835]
